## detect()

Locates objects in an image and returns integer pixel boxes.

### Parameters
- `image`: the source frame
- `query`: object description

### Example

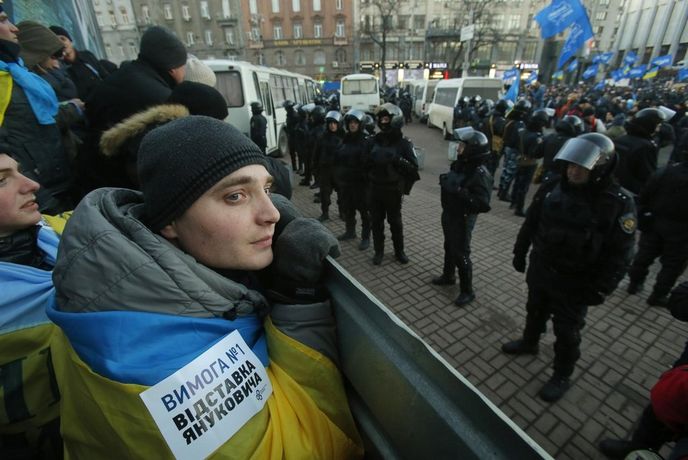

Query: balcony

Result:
[248,39,264,49]
[334,36,347,45]
[425,27,460,39]
[216,12,237,25]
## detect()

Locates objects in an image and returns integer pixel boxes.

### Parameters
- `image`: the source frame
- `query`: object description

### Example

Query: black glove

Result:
[512,253,527,273]
[264,218,340,303]
[582,290,605,306]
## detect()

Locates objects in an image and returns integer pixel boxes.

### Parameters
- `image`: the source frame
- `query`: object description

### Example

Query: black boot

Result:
[358,238,370,250]
[598,439,646,459]
[501,339,539,355]
[395,250,409,264]
[497,189,510,202]
[338,230,356,241]
[372,251,384,265]
[538,374,571,402]
[647,292,669,307]
[317,211,329,222]
[514,208,526,217]
[454,292,475,307]
[455,262,474,306]
[431,274,456,285]
[627,280,644,294]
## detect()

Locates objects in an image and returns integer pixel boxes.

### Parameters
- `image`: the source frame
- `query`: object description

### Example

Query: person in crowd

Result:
[300,104,326,188]
[605,113,627,140]
[539,115,582,184]
[626,157,688,306]
[283,100,300,173]
[183,54,216,87]
[510,108,547,217]
[529,81,545,109]
[80,25,187,193]
[334,109,371,250]
[314,110,344,222]
[249,101,267,154]
[599,282,688,460]
[432,128,493,307]
[483,99,508,176]
[497,99,531,202]
[399,89,412,124]
[614,108,666,197]
[0,148,71,460]
[48,25,112,101]
[582,107,607,133]
[503,133,636,402]
[0,11,75,214]
[47,116,363,458]
[364,103,419,265]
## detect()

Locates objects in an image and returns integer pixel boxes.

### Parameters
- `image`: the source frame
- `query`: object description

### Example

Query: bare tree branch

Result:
[361,0,400,85]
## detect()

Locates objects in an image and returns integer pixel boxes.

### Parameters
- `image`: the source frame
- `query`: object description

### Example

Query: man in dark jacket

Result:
[510,108,547,216]
[503,133,637,402]
[314,111,344,221]
[80,25,186,192]
[497,99,531,201]
[250,101,268,153]
[432,128,493,307]
[626,159,688,306]
[483,99,508,176]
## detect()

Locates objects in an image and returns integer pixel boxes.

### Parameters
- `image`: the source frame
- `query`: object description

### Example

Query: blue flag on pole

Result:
[526,70,538,84]
[502,68,519,80]
[592,52,614,65]
[678,68,688,82]
[624,51,637,66]
[650,54,673,68]
[567,58,579,73]
[552,70,564,80]
[535,0,589,39]
[594,81,605,91]
[582,63,598,80]
[610,69,624,81]
[504,71,520,103]
[556,19,594,69]
[627,64,647,79]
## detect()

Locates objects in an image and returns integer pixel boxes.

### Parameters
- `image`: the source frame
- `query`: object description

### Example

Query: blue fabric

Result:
[557,19,594,69]
[678,68,688,82]
[0,226,59,335]
[535,0,588,39]
[504,72,520,103]
[567,59,579,73]
[651,54,673,68]
[526,71,538,84]
[502,68,519,80]
[592,52,614,65]
[0,58,58,125]
[594,81,605,91]
[624,52,638,66]
[628,65,647,79]
[582,64,598,80]
[47,301,270,386]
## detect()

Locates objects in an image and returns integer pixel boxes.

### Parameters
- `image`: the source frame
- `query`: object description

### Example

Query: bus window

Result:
[434,87,458,107]
[215,71,244,107]
[298,82,307,103]
[306,80,317,101]
[461,85,501,101]
[342,79,377,95]
[260,81,273,116]
[252,71,261,105]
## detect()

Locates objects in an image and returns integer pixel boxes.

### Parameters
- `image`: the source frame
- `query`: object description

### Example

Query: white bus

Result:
[339,73,381,114]
[204,59,319,156]
[411,79,439,122]
[427,77,502,139]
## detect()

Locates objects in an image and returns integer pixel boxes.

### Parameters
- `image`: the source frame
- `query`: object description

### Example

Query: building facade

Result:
[92,0,140,65]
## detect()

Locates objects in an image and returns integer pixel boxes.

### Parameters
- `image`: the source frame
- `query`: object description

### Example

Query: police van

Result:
[411,79,439,122]
[339,73,381,114]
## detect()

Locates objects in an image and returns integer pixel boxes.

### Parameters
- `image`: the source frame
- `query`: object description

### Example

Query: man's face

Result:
[328,120,338,132]
[169,64,186,84]
[56,35,76,63]
[0,154,41,237]
[160,165,280,271]
[0,13,18,43]
[348,119,359,133]
[566,163,591,185]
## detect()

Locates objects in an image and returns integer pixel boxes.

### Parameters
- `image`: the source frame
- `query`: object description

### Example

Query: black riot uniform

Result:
[483,99,508,176]
[497,99,531,201]
[540,115,583,184]
[627,160,688,306]
[299,104,326,186]
[503,133,637,403]
[314,111,344,221]
[249,102,267,154]
[283,100,300,172]
[510,109,547,216]
[334,110,371,250]
[432,128,493,307]
[364,103,420,265]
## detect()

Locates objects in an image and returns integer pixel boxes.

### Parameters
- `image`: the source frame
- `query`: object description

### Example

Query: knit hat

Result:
[17,21,63,68]
[650,365,688,433]
[167,81,228,120]
[184,55,216,87]
[139,26,187,72]
[138,116,269,231]
[48,25,72,42]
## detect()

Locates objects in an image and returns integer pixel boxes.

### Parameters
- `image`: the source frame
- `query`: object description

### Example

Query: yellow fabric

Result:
[52,319,364,459]
[0,324,60,435]
[42,212,72,235]
[0,71,12,126]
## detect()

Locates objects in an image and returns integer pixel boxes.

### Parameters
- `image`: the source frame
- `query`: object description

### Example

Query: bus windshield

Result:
[342,79,377,95]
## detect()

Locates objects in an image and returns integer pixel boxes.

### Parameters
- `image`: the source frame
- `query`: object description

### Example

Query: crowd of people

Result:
[1,4,688,458]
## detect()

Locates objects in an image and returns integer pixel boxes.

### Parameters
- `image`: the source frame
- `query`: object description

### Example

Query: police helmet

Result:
[561,115,584,135]
[453,127,490,161]
[344,109,365,130]
[554,133,616,183]
[310,105,327,124]
[469,95,482,106]
[301,102,316,114]
[325,110,343,125]
[250,101,263,114]
[375,103,404,130]
[282,100,295,110]
[362,113,376,135]
[626,107,666,137]
[513,98,532,114]
[529,109,550,129]
[494,99,510,115]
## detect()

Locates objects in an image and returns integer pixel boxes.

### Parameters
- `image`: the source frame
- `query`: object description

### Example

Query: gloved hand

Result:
[271,193,300,237]
[512,253,527,273]
[395,155,416,172]
[582,290,605,306]
[264,217,340,303]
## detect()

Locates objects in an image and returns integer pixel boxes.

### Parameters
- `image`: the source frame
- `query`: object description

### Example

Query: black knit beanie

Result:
[139,26,187,72]
[167,81,228,121]
[138,116,269,231]
[48,26,72,42]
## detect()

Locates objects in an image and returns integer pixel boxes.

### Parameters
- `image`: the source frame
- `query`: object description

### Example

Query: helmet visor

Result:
[554,138,601,170]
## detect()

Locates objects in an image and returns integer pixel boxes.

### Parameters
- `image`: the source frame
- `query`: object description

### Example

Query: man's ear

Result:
[160,222,178,240]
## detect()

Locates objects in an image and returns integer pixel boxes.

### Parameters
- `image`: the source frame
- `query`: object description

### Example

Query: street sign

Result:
[460,25,475,42]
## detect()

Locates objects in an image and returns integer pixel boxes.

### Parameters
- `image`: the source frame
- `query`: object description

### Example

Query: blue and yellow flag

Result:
[643,67,659,80]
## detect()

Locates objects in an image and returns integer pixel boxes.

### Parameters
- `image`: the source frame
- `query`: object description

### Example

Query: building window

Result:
[293,22,302,38]
[186,32,195,45]
[200,1,210,19]
[96,12,104,26]
[336,0,343,10]
[313,49,325,65]
[335,48,346,63]
[292,0,301,12]
[205,30,213,45]
[397,15,408,30]
[508,14,520,29]
[119,44,125,57]
[413,15,425,30]
[295,49,306,65]
[313,0,321,12]
[256,52,265,65]
[493,14,504,29]
[109,11,117,26]
[599,0,610,5]
[276,50,286,66]
[182,5,191,21]
[271,0,280,13]
[105,43,112,59]
[119,7,129,24]
[314,22,322,38]
[128,42,137,58]
[249,0,258,15]
[222,0,231,18]
[225,28,235,44]
[595,11,607,21]
[273,23,283,39]
[141,5,151,23]
[251,26,261,40]
[335,20,345,37]
[163,4,173,20]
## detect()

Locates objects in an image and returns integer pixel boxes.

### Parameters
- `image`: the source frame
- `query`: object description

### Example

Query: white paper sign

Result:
[140,330,272,460]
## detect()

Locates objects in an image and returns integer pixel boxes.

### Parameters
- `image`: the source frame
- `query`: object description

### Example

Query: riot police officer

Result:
[432,128,493,307]
[249,101,267,153]
[497,99,531,201]
[503,133,637,402]
[511,108,547,216]
[314,111,344,221]
[540,115,583,184]
[483,99,509,176]
[283,100,300,172]
[364,103,419,265]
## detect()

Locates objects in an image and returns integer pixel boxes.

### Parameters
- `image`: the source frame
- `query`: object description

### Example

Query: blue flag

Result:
[594,81,605,91]
[535,0,589,39]
[504,72,520,103]
[567,58,579,73]
[627,64,647,79]
[556,19,594,69]
[526,70,538,84]
[552,70,564,80]
[582,63,598,80]
[592,52,614,65]
[650,54,673,68]
[502,68,519,80]
[678,68,688,82]
[624,51,637,66]
[610,69,624,81]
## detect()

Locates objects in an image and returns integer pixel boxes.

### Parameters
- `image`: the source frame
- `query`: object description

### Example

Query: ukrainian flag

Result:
[643,67,659,80]
[47,302,364,459]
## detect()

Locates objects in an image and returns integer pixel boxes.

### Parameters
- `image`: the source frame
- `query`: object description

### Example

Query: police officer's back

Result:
[250,101,268,154]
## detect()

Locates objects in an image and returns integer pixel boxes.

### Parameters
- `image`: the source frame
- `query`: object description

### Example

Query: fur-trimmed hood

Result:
[99,104,190,157]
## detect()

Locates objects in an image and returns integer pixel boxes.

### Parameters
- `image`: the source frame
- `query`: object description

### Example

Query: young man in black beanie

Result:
[47,116,362,458]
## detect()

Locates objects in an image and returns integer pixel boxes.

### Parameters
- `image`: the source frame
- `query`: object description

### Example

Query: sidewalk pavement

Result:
[287,142,687,460]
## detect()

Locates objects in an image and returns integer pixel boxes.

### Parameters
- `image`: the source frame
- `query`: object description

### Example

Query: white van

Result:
[412,79,438,122]
[340,73,381,114]
[427,77,502,139]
